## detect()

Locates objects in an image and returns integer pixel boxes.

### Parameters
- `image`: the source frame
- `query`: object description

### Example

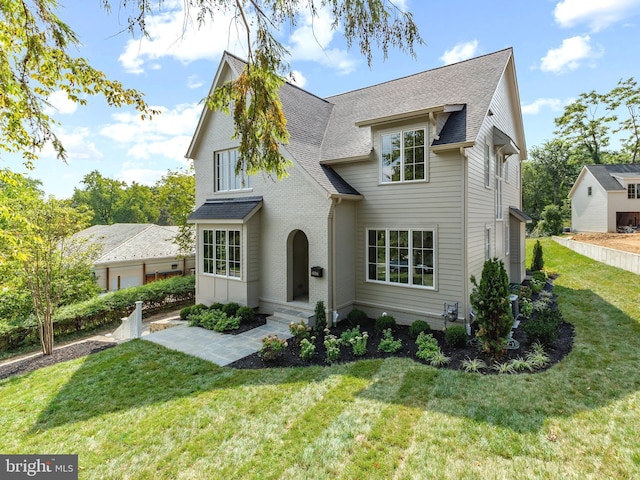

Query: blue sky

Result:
[5,0,640,198]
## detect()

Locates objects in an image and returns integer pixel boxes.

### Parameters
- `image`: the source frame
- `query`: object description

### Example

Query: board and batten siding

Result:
[571,170,609,232]
[333,118,467,327]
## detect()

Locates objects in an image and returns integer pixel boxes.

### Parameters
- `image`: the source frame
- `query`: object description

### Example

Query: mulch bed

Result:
[227,319,574,372]
[0,341,116,381]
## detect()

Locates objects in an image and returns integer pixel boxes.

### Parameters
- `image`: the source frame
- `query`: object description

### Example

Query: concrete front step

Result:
[267,306,314,326]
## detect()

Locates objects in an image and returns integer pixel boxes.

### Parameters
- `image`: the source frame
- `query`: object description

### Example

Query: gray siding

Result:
[334,118,466,326]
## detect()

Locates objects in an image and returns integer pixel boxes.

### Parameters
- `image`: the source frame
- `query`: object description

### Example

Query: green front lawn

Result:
[1,238,639,479]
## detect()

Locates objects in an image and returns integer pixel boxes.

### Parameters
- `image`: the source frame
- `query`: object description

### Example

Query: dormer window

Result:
[381,128,427,183]
[628,184,639,199]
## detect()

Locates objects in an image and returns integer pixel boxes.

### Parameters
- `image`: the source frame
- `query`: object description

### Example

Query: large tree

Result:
[71,171,126,225]
[608,78,640,163]
[1,169,97,354]
[106,0,423,180]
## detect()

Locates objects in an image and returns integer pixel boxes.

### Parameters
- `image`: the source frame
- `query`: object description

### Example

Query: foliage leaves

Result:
[0,0,156,165]
[470,258,513,360]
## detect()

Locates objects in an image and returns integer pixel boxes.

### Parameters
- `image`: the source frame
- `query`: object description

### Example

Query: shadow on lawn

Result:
[357,285,640,433]
[30,286,640,435]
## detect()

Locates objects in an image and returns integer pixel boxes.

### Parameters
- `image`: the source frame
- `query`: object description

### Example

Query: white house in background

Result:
[186,48,528,328]
[74,224,195,291]
[569,164,640,233]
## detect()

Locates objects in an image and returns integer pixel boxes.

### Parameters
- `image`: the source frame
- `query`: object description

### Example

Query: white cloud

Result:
[554,0,640,31]
[440,40,479,65]
[44,91,78,115]
[289,70,307,88]
[540,36,602,73]
[100,103,200,164]
[116,167,167,187]
[187,75,204,89]
[41,127,103,161]
[287,7,357,75]
[521,98,568,115]
[118,4,247,74]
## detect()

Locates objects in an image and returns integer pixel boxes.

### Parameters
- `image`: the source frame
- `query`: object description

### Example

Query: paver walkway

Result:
[143,319,292,366]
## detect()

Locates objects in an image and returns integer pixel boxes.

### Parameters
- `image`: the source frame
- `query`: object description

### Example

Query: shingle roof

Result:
[586,164,640,191]
[188,196,263,221]
[321,48,513,161]
[74,224,192,265]
[198,48,514,197]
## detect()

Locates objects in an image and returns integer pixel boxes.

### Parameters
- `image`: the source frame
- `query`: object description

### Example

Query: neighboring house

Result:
[74,224,195,292]
[569,164,640,233]
[186,48,528,328]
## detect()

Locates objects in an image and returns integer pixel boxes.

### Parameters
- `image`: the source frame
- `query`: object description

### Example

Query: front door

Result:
[288,230,309,302]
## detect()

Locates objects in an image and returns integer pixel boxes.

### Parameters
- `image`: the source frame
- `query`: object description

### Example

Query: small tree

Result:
[470,258,513,359]
[536,204,564,236]
[314,300,327,334]
[531,240,544,272]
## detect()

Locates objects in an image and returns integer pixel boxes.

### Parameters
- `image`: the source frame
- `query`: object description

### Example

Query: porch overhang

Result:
[509,206,532,223]
[187,196,263,224]
[493,127,520,156]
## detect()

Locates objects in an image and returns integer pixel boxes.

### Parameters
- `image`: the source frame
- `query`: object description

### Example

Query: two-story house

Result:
[569,164,640,232]
[186,48,527,329]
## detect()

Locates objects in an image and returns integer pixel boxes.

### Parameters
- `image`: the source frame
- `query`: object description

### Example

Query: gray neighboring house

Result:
[569,164,640,233]
[186,48,528,329]
[74,224,195,292]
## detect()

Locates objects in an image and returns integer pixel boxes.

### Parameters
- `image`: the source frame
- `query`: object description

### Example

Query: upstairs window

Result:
[381,128,426,183]
[495,152,503,220]
[587,186,592,196]
[628,184,639,199]
[215,149,251,192]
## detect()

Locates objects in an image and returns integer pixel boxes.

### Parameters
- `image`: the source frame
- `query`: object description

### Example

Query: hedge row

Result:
[0,275,195,351]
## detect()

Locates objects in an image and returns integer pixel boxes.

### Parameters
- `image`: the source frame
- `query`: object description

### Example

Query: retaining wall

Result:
[553,236,640,275]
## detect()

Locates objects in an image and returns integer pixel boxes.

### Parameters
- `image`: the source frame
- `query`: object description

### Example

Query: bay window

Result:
[203,228,241,278]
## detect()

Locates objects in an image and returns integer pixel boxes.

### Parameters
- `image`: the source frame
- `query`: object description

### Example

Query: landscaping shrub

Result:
[222,302,240,317]
[532,270,547,284]
[340,326,362,344]
[259,335,288,361]
[523,307,561,346]
[314,300,327,334]
[470,258,513,359]
[346,309,368,327]
[289,321,312,343]
[348,331,369,356]
[445,325,468,348]
[236,306,255,325]
[409,320,429,339]
[375,314,396,333]
[323,331,341,363]
[179,306,193,320]
[299,337,316,361]
[209,302,224,311]
[377,328,402,353]
[415,332,450,366]
[212,315,240,333]
[531,240,544,271]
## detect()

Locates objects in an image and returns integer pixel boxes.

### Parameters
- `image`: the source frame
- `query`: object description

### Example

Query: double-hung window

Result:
[628,184,639,199]
[215,149,251,192]
[203,228,241,278]
[367,228,435,288]
[495,153,503,220]
[381,128,426,183]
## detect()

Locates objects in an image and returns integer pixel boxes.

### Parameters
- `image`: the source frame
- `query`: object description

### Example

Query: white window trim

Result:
[505,224,510,256]
[484,140,491,189]
[214,149,252,193]
[485,226,492,260]
[379,127,429,184]
[365,227,437,290]
[202,227,242,279]
[495,151,504,220]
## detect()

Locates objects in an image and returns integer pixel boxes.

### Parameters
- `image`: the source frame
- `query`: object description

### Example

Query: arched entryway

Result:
[287,230,309,302]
